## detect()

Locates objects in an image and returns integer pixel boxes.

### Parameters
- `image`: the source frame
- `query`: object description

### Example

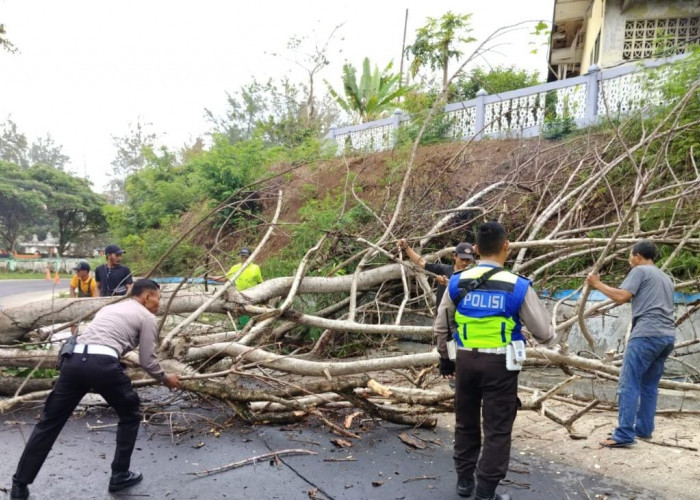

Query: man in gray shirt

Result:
[10,279,181,499]
[587,240,675,447]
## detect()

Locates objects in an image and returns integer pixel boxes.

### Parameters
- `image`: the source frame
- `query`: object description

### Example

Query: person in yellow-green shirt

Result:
[69,261,97,334]
[212,247,263,290]
[212,248,262,327]
[70,262,97,298]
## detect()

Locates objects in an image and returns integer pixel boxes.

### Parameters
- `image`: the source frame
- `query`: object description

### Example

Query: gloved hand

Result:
[439,357,455,377]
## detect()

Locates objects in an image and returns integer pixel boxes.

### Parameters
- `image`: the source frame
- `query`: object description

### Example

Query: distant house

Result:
[17,232,73,257]
[548,0,700,81]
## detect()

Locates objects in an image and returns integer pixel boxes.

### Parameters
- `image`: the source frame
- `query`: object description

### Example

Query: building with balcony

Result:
[548,0,700,81]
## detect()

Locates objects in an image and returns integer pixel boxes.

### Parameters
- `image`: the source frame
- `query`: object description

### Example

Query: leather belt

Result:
[74,343,119,358]
[458,346,507,355]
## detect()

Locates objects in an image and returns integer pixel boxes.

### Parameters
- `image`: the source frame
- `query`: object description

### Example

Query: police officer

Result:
[434,222,555,500]
[10,279,181,499]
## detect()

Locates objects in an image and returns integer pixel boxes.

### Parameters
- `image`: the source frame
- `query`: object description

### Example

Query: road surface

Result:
[0,279,70,309]
[0,390,658,500]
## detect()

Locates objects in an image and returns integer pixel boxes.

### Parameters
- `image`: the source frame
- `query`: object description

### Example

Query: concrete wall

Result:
[600,0,700,68]
[556,300,700,375]
[580,0,606,74]
[0,258,83,273]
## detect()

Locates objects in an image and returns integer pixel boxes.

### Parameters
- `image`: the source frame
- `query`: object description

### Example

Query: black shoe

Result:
[10,477,29,500]
[108,471,143,492]
[457,479,475,497]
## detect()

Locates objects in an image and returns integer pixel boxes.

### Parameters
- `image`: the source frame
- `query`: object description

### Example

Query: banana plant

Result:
[325,58,410,123]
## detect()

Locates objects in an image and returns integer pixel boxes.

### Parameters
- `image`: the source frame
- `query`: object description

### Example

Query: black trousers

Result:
[14,353,141,484]
[454,349,519,492]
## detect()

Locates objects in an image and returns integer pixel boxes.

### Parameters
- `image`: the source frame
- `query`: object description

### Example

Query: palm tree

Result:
[325,58,409,123]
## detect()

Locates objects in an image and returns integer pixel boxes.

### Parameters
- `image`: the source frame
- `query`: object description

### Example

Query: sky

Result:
[0,0,555,192]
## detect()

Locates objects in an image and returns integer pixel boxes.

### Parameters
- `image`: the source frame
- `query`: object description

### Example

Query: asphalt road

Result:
[0,390,658,500]
[0,279,70,309]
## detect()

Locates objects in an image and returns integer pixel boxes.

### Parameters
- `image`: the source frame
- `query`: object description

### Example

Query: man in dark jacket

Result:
[95,244,133,297]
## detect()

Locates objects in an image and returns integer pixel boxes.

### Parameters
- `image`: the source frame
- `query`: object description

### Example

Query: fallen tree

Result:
[2,46,699,441]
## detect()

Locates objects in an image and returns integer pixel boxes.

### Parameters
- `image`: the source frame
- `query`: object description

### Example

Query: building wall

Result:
[580,0,606,74]
[599,0,700,69]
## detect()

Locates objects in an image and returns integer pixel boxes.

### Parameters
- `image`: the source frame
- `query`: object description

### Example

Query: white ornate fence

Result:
[326,54,686,154]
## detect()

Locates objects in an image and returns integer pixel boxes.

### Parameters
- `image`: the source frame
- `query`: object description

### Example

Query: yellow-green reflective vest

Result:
[447,265,529,348]
[225,262,263,291]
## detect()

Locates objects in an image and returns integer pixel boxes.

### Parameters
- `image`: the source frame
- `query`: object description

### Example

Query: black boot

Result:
[10,476,29,500]
[456,478,475,497]
[475,484,511,500]
[475,493,511,500]
[108,471,143,492]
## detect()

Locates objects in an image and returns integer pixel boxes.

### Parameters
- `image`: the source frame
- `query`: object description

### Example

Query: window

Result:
[590,31,601,66]
[623,17,700,60]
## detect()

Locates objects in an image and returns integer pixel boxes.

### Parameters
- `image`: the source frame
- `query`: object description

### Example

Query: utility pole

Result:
[399,8,409,89]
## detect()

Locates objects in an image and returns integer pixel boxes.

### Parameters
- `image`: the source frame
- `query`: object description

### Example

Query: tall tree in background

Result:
[0,119,29,168]
[206,77,338,147]
[0,162,46,252]
[326,58,409,123]
[405,12,475,89]
[451,65,542,102]
[106,120,156,204]
[29,134,70,170]
[0,120,70,170]
[0,23,17,54]
[29,165,105,255]
[270,23,344,127]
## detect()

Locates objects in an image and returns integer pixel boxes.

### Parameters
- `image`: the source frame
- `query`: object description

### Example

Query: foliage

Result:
[28,134,70,170]
[397,109,455,146]
[192,134,278,204]
[206,77,338,147]
[542,115,575,140]
[450,65,541,102]
[0,23,17,54]
[119,147,199,233]
[0,119,69,170]
[404,12,475,89]
[0,162,46,252]
[265,190,373,277]
[270,24,344,128]
[27,165,106,255]
[0,120,30,167]
[106,119,157,204]
[325,58,409,123]
[120,230,204,276]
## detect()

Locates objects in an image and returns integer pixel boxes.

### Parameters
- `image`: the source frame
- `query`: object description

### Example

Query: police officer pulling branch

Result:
[10,279,182,500]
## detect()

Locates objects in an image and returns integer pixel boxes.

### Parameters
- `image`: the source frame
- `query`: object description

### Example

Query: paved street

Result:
[0,392,657,500]
[0,279,70,309]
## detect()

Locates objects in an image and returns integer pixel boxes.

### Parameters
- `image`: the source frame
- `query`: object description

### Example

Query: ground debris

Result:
[398,432,428,449]
[330,438,353,448]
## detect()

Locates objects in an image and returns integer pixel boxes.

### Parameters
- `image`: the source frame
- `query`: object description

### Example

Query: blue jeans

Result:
[613,336,675,443]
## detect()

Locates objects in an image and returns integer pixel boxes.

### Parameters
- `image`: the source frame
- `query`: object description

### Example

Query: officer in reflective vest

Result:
[434,222,555,500]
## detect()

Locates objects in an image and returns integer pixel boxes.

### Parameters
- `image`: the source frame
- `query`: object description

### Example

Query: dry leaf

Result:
[398,432,427,449]
[372,480,384,487]
[344,411,362,429]
[331,438,353,448]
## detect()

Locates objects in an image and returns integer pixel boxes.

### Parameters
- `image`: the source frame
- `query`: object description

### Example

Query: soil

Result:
[498,399,700,500]
[220,135,585,262]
